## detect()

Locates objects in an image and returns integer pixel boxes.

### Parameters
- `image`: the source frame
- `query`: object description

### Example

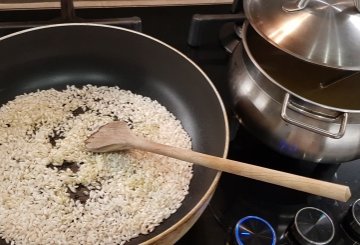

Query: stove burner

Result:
[234,216,276,245]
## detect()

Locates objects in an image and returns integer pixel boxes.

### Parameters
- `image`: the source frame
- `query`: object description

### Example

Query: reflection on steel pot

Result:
[243,0,360,70]
[228,21,360,164]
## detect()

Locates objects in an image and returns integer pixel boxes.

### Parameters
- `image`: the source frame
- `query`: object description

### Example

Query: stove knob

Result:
[342,199,360,242]
[287,207,335,245]
[234,216,276,245]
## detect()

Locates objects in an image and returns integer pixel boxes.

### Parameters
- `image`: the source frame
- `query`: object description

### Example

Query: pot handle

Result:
[281,93,348,139]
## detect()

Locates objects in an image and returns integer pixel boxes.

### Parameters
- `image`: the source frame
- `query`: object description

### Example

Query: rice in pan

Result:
[0,85,193,245]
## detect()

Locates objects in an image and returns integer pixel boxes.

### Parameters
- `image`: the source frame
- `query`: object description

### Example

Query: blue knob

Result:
[235,216,276,245]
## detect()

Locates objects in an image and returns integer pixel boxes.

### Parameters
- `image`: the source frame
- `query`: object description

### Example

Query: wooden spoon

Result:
[85,121,351,202]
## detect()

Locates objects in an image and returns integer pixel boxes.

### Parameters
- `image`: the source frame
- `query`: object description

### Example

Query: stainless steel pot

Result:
[229,21,360,164]
[243,0,360,70]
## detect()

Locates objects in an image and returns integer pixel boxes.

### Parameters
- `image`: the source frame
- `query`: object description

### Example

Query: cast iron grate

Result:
[0,0,142,33]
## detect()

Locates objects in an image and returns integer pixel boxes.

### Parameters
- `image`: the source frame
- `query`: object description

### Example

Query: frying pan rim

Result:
[0,23,230,244]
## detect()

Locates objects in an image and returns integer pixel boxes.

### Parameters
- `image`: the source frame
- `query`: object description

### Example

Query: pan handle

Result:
[281,93,348,139]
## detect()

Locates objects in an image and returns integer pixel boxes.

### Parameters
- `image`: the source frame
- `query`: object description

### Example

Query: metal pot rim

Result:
[241,20,360,114]
[243,0,360,71]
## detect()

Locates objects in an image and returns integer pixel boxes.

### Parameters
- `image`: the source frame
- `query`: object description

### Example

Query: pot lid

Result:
[243,0,360,70]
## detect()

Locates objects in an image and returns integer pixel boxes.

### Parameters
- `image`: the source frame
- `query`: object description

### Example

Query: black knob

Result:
[342,199,360,242]
[233,216,276,245]
[287,207,335,245]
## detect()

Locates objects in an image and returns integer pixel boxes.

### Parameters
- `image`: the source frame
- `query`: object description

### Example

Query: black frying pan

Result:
[0,24,229,244]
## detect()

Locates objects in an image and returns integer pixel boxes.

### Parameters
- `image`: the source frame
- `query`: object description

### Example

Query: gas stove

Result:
[0,2,359,245]
[180,125,360,245]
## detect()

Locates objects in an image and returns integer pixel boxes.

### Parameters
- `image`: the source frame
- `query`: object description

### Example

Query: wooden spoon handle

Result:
[133,138,351,202]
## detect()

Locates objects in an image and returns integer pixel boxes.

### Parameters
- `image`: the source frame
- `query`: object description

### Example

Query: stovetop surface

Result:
[1,4,360,245]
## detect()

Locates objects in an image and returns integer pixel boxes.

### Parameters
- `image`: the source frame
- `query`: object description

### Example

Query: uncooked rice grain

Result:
[0,85,193,245]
